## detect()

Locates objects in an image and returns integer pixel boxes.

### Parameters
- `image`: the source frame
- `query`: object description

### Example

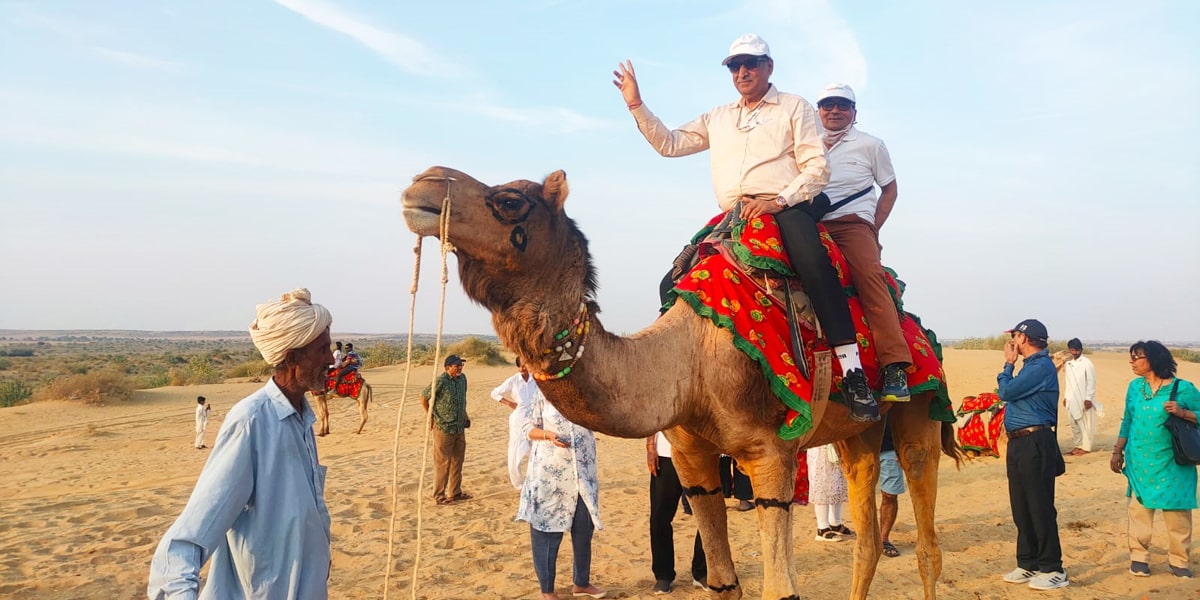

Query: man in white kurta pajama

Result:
[1062,338,1100,454]
[491,359,538,488]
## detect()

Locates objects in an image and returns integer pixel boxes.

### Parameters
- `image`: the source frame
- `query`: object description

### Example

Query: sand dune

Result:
[1,350,1197,599]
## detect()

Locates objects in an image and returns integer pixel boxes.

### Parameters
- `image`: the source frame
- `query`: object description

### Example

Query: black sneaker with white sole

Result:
[842,368,879,422]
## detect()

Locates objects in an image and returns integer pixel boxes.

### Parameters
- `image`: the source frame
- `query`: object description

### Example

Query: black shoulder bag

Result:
[1164,380,1200,466]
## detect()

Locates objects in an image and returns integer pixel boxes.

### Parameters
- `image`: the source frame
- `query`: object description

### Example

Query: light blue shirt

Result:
[148,379,331,599]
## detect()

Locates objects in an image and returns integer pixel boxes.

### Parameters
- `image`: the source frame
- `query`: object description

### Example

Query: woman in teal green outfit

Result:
[1110,340,1199,579]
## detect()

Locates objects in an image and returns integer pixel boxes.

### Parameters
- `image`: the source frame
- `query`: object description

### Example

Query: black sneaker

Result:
[842,368,879,422]
[653,579,673,594]
[880,363,911,402]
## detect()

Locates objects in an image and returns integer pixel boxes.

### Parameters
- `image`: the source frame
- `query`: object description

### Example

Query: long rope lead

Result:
[383,178,456,600]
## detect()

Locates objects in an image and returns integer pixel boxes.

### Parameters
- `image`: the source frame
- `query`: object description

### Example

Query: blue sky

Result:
[2,0,1198,343]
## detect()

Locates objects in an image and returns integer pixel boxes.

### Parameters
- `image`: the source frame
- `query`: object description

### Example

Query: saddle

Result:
[663,210,952,439]
[323,367,365,398]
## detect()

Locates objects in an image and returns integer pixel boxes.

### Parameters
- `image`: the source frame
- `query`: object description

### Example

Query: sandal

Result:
[815,528,843,542]
[830,524,856,538]
[882,541,900,557]
[435,497,455,505]
[452,492,473,501]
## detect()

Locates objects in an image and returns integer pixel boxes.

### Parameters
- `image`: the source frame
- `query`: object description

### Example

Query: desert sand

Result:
[2,349,1198,599]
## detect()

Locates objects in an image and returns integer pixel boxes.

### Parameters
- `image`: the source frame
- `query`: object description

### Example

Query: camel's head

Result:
[401,166,596,314]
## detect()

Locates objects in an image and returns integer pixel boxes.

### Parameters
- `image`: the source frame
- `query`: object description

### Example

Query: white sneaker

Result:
[1028,570,1069,590]
[1003,567,1038,583]
[692,578,710,591]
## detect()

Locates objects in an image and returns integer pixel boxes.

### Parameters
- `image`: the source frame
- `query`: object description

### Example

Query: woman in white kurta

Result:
[516,389,605,599]
[807,444,852,540]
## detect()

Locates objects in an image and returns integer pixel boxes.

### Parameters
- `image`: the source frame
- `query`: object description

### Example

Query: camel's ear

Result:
[542,170,569,212]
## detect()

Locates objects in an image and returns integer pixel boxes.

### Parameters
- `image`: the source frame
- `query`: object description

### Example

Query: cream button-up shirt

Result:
[630,85,828,210]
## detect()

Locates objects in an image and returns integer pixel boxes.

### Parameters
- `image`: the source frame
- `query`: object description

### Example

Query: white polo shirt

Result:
[821,126,896,224]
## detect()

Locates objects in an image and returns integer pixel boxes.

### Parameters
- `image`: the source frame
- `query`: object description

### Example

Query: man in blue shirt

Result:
[996,318,1068,591]
[149,288,334,599]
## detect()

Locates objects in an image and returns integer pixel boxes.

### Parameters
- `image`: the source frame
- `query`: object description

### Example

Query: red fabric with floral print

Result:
[669,213,949,439]
[955,392,1006,455]
[325,367,365,398]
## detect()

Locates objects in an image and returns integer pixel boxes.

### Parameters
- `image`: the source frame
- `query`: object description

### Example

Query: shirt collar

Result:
[1024,348,1051,363]
[735,84,779,108]
[265,378,316,426]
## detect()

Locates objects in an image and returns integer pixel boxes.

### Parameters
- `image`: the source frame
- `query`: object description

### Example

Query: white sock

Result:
[830,502,844,526]
[814,504,831,529]
[834,343,863,375]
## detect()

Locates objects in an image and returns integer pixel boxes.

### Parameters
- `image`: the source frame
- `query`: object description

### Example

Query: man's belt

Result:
[1007,424,1052,439]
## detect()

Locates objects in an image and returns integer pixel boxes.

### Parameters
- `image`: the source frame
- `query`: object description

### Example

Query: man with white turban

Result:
[149,288,334,600]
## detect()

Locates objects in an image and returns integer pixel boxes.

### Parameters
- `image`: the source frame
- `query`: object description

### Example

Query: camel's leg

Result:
[836,426,884,600]
[355,383,371,434]
[890,396,943,600]
[738,444,800,600]
[672,448,741,600]
[312,392,330,436]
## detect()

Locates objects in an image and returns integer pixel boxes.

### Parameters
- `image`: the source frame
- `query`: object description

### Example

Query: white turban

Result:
[249,288,333,367]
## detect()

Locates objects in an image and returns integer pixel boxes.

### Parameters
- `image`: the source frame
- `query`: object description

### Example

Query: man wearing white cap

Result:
[814,83,913,404]
[613,34,878,421]
[149,288,334,600]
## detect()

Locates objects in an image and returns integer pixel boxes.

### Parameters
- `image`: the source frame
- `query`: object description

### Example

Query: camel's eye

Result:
[486,189,535,225]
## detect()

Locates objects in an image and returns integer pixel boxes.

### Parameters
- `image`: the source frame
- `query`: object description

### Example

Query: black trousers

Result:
[650,456,706,583]
[658,197,856,346]
[1005,428,1065,573]
[719,455,753,501]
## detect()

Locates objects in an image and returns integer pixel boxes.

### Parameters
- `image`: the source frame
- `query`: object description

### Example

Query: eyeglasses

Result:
[818,99,855,111]
[726,58,765,73]
[1130,355,1147,361]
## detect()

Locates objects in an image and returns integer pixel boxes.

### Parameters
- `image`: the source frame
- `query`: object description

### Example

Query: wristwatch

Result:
[774,196,788,208]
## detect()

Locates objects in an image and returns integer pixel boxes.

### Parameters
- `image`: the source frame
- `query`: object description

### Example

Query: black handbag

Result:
[1163,380,1200,466]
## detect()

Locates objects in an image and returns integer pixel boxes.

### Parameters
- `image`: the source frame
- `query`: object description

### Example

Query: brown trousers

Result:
[1128,495,1193,568]
[433,428,466,501]
[822,216,912,367]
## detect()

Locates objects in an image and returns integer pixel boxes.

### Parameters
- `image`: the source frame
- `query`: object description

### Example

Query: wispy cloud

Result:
[756,0,869,90]
[270,0,462,77]
[90,46,181,71]
[0,89,423,179]
[451,97,611,134]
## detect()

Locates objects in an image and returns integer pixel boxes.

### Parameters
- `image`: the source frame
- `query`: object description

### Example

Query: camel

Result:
[310,372,372,436]
[401,166,961,600]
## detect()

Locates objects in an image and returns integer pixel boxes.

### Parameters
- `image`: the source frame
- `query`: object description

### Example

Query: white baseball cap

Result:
[721,34,771,65]
[817,83,856,104]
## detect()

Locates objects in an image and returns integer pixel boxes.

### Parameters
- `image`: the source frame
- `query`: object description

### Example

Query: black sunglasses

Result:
[818,99,855,111]
[726,57,765,73]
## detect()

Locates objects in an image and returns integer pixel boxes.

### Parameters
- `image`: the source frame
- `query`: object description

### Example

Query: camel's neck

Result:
[496,301,694,439]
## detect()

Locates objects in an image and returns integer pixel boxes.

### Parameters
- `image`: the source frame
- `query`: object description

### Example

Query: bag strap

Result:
[1170,379,1181,402]
[826,185,875,214]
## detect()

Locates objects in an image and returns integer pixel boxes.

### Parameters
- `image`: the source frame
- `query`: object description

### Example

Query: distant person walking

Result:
[194,396,210,450]
[148,287,334,599]
[1062,338,1100,455]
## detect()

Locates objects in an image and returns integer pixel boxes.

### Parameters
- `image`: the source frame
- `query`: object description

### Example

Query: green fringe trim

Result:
[671,289,814,439]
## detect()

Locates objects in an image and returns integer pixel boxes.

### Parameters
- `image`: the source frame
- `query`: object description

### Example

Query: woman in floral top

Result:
[516,388,606,599]
[1111,340,1199,579]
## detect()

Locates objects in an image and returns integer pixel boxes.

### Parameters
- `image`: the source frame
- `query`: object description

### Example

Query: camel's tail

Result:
[940,421,964,468]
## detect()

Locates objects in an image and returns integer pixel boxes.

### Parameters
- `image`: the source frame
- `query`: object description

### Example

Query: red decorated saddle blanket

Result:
[325,367,364,398]
[955,392,1006,455]
[666,212,953,439]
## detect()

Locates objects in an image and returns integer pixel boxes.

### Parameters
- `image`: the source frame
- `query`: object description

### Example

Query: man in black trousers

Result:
[646,432,707,594]
[997,319,1068,591]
